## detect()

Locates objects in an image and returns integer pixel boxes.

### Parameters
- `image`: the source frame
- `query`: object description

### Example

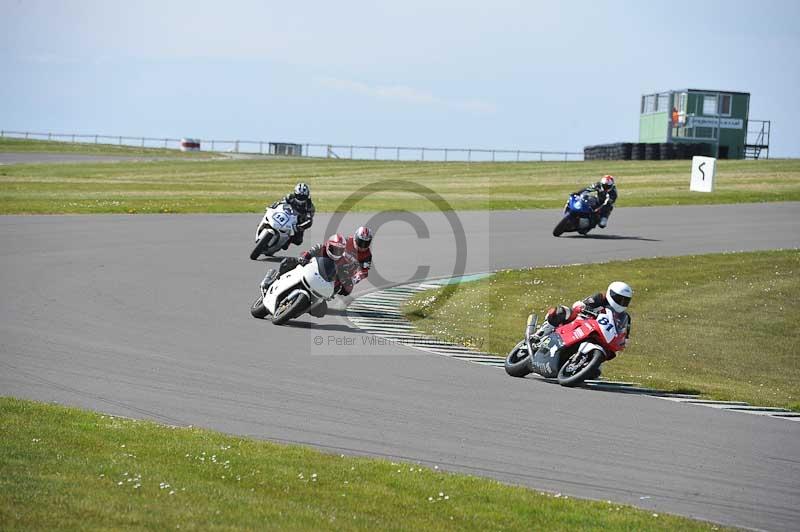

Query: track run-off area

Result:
[1,203,799,530]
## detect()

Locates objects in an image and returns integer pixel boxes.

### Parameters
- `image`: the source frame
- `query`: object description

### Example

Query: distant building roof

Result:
[684,88,751,96]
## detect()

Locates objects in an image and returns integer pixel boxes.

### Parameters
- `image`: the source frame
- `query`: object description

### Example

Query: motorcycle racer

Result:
[271,182,315,248]
[299,228,373,295]
[342,226,374,285]
[260,229,373,318]
[574,175,617,228]
[260,234,346,318]
[534,281,633,363]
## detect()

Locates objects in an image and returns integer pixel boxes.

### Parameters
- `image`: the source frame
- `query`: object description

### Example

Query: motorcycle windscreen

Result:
[570,195,597,214]
[316,257,338,283]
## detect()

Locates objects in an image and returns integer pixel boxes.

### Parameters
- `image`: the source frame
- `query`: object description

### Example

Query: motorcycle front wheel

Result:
[553,215,575,237]
[504,340,533,378]
[271,292,310,325]
[557,349,604,387]
[250,229,275,260]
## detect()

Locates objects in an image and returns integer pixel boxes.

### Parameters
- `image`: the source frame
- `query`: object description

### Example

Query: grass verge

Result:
[0,397,728,531]
[0,137,213,158]
[404,250,800,411]
[0,141,798,213]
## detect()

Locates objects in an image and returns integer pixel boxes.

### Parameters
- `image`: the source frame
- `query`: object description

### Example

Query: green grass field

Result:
[404,250,800,411]
[0,397,730,531]
[1,139,798,213]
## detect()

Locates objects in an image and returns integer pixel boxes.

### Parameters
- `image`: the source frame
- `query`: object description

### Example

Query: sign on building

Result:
[690,156,716,192]
[687,117,743,129]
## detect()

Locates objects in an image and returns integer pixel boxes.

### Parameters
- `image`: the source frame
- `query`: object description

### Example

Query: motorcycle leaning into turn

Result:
[504,306,628,386]
[250,202,312,260]
[250,257,337,325]
[552,193,602,237]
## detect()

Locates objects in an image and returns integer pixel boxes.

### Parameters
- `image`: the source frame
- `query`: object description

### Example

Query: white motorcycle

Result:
[250,257,337,325]
[250,203,303,260]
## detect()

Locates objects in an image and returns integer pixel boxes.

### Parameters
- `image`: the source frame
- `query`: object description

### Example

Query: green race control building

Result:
[638,88,770,159]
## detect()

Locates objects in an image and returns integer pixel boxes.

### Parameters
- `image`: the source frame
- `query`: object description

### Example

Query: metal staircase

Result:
[744,119,770,159]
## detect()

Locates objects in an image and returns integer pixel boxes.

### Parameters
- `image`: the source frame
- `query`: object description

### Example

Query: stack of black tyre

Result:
[583,143,633,160]
[582,141,713,160]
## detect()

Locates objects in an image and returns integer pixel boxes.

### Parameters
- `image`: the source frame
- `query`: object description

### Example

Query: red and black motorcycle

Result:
[504,307,628,386]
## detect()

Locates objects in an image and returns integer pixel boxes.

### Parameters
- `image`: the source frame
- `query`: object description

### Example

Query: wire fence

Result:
[0,129,584,162]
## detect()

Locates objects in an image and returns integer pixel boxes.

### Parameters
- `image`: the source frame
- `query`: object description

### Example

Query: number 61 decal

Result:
[597,315,615,332]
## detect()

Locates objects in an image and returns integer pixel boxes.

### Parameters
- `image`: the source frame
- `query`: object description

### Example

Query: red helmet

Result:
[325,234,346,260]
[354,226,373,249]
[600,175,615,191]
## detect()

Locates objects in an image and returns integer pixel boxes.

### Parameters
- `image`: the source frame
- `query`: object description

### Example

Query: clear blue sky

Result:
[2,0,798,156]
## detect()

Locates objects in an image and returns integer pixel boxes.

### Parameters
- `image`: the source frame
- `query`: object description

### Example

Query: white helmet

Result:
[294,182,310,200]
[606,281,633,313]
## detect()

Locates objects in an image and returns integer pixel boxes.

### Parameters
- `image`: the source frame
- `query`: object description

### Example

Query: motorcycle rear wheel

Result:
[250,295,268,319]
[504,340,533,378]
[557,349,604,386]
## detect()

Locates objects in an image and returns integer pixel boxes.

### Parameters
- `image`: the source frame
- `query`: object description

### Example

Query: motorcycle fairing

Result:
[530,332,564,378]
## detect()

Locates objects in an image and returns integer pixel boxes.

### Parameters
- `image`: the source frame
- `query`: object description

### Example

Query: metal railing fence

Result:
[0,129,584,162]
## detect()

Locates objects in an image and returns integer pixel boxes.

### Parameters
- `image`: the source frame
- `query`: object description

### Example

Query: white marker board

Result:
[690,156,716,193]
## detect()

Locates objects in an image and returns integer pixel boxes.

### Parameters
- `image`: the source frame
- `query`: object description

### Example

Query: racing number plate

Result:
[272,211,288,227]
[596,310,617,343]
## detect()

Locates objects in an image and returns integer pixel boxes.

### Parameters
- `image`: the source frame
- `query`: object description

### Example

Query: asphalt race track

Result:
[2,203,799,530]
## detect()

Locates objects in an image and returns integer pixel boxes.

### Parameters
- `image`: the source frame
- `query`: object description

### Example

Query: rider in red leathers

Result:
[339,226,373,289]
[299,227,373,296]
[261,228,374,317]
[298,233,354,295]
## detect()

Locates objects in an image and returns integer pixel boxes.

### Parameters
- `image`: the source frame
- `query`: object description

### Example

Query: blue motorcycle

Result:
[553,193,600,237]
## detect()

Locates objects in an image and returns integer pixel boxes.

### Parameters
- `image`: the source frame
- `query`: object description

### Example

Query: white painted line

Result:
[425,348,492,356]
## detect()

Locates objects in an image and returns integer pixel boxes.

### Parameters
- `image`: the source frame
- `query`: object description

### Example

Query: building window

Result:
[694,127,717,140]
[678,92,687,112]
[643,94,656,114]
[703,95,717,115]
[719,94,732,116]
[657,93,669,112]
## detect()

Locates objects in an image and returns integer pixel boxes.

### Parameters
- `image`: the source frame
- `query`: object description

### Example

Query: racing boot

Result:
[532,322,555,342]
[308,300,328,318]
[599,217,608,228]
[260,269,278,292]
[278,256,299,276]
